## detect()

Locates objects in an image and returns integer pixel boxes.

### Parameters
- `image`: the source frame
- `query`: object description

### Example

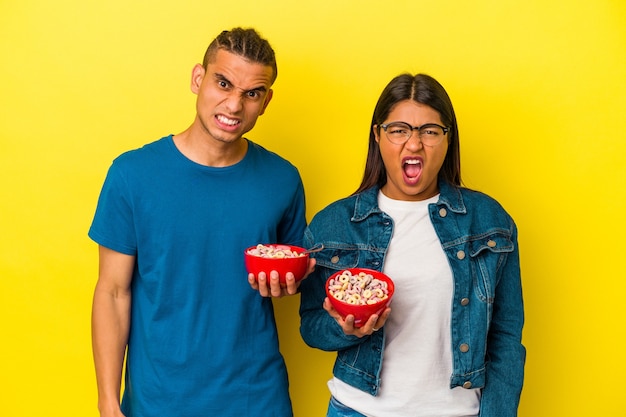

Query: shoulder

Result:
[246,140,299,174]
[111,136,172,169]
[456,186,516,227]
[312,186,380,222]
[317,193,359,214]
[309,194,360,227]
[459,187,506,210]
[245,141,303,191]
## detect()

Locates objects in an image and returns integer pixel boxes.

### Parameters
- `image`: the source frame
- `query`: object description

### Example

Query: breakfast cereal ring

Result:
[346,296,359,305]
[248,244,304,259]
[328,270,389,305]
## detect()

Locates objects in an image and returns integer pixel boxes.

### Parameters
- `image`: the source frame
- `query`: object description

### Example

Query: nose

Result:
[405,128,424,148]
[224,91,244,113]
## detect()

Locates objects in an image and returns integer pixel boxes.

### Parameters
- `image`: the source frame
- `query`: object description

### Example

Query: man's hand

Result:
[248,258,316,297]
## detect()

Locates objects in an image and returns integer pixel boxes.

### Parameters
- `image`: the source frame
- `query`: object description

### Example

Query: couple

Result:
[89,27,525,417]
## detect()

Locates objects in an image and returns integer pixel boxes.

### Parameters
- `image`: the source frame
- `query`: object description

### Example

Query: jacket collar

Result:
[352,179,467,222]
[437,180,467,214]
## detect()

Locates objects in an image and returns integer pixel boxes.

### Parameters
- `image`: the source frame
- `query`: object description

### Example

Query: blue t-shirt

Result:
[89,136,306,417]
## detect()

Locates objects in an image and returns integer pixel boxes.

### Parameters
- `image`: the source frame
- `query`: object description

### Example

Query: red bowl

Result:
[325,268,394,328]
[244,244,309,284]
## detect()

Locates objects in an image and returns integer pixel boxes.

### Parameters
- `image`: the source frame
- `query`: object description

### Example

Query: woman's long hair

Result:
[354,73,461,195]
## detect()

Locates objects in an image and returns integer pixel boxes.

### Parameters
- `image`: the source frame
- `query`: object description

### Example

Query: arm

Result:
[299,261,354,350]
[479,224,526,417]
[298,227,389,350]
[299,263,387,350]
[248,174,308,297]
[91,245,134,417]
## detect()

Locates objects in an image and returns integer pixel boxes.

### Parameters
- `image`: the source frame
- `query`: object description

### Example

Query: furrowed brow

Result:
[245,85,268,95]
[213,72,267,95]
[214,73,233,87]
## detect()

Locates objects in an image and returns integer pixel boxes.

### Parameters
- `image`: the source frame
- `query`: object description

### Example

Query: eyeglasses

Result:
[380,121,449,146]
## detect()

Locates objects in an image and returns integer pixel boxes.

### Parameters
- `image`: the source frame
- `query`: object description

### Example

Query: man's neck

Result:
[172,126,248,167]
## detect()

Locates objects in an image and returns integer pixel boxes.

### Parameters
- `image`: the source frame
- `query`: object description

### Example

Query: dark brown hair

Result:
[354,73,461,194]
[202,27,277,84]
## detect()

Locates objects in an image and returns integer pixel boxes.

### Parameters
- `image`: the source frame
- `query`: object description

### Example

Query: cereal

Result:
[247,244,304,259]
[327,270,389,305]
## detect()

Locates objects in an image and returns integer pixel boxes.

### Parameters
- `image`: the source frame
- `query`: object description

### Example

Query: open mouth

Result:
[403,158,422,184]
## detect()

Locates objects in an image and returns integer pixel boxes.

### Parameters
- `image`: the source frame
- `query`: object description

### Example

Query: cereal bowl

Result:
[244,244,309,284]
[326,268,394,328]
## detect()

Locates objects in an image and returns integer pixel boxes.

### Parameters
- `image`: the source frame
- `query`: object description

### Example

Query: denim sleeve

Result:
[299,227,362,351]
[479,222,526,417]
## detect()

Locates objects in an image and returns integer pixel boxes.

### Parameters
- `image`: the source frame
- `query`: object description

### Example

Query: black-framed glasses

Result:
[380,121,449,146]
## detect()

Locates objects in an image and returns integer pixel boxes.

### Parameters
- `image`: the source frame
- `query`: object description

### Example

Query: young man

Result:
[90,28,307,417]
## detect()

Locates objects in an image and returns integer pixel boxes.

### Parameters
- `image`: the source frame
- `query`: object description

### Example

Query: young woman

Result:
[299,73,525,417]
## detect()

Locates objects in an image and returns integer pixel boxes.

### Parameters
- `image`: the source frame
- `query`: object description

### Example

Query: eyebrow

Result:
[214,73,268,94]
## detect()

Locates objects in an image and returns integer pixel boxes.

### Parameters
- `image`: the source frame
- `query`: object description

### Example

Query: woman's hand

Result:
[323,297,391,337]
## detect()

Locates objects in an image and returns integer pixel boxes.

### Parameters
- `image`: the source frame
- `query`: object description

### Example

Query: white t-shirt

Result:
[328,192,480,417]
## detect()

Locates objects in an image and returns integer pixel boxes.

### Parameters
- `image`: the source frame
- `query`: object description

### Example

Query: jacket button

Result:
[460,298,469,306]
[456,250,465,260]
[331,256,339,264]
[459,343,469,353]
[439,208,447,217]
[487,239,496,248]
[463,381,472,389]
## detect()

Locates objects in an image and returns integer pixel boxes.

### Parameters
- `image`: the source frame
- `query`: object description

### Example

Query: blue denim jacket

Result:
[299,181,525,417]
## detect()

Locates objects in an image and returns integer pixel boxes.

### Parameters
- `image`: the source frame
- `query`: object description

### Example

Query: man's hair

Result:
[202,27,277,84]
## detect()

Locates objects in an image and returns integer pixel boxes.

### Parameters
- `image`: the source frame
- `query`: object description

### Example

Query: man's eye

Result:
[247,91,260,99]
[218,80,229,89]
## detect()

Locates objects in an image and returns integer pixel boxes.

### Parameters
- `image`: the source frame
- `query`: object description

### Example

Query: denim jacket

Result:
[299,180,525,417]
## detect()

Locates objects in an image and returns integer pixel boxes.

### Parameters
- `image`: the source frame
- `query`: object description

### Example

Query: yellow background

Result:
[1,0,624,416]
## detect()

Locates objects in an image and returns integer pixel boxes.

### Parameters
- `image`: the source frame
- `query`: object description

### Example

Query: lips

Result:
[402,157,422,184]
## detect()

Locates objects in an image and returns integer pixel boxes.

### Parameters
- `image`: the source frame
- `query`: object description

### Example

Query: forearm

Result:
[300,310,362,351]
[91,283,131,415]
[299,269,362,351]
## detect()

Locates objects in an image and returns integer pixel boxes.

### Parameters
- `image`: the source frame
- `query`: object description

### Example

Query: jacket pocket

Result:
[468,230,514,302]
[314,244,360,270]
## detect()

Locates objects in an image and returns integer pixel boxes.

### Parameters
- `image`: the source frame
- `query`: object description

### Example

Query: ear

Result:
[373,124,380,143]
[258,89,273,116]
[190,64,205,94]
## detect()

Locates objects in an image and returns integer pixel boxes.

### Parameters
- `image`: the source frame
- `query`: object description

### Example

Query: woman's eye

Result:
[421,126,443,136]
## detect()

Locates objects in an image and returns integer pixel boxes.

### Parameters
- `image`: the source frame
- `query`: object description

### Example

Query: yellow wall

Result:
[1,1,624,416]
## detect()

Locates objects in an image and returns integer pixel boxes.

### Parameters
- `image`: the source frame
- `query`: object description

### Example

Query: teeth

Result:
[217,115,239,126]
[404,159,421,165]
